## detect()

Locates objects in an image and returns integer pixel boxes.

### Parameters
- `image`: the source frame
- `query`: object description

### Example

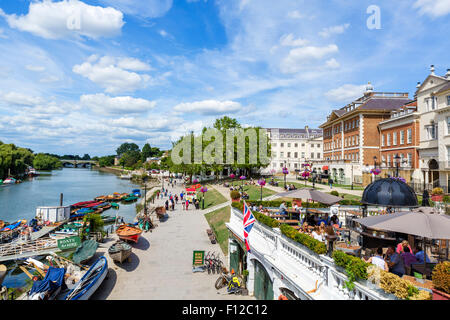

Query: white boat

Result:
[64,256,108,300]
[119,174,132,180]
[3,178,16,184]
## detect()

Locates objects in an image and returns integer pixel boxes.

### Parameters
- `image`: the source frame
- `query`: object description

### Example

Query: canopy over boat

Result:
[0,220,26,232]
[29,267,65,297]
[71,200,97,207]
[73,240,98,265]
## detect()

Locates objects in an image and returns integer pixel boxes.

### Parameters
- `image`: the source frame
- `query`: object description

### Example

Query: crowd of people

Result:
[364,240,431,277]
[154,182,202,212]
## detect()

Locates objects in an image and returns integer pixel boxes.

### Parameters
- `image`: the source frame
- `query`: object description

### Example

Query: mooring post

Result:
[60,193,63,206]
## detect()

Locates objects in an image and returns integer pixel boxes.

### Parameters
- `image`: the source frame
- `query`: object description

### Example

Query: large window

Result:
[426,124,437,140]
[447,95,450,106]
[280,152,284,158]
[381,134,385,146]
[447,117,450,135]
[407,153,412,167]
[287,143,291,148]
[407,128,412,144]
[393,132,397,146]
[287,152,291,158]
[400,130,405,144]
[317,153,320,158]
[387,134,391,146]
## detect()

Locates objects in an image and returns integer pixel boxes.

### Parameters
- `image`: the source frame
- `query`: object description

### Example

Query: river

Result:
[0,168,143,292]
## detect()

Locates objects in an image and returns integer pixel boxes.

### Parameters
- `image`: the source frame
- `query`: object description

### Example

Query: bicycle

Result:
[210,252,216,274]
[214,254,222,274]
[205,251,211,274]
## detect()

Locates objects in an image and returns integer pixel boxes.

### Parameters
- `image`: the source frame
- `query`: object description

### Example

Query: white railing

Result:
[229,206,387,300]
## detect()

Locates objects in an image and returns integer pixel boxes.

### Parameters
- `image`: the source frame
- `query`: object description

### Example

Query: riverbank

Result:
[94,166,123,176]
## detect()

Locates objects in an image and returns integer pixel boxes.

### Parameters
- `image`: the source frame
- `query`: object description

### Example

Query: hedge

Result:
[332,250,369,290]
[280,224,327,255]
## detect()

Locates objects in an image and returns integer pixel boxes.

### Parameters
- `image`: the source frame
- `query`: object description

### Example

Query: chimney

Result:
[416,81,421,89]
[446,69,450,79]
[430,65,435,75]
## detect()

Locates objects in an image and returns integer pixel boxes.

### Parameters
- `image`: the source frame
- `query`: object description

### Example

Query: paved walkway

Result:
[91,184,252,300]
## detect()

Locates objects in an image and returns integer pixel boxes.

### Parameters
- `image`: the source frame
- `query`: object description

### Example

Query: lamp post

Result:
[200,186,208,210]
[373,156,378,181]
[258,179,266,201]
[394,154,401,178]
[143,175,148,216]
[282,168,289,189]
[312,169,317,189]
[351,164,354,190]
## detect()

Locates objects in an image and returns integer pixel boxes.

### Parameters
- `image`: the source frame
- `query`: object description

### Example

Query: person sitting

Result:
[258,205,264,212]
[401,247,418,267]
[364,247,389,271]
[227,269,241,294]
[301,222,309,234]
[311,226,324,242]
[386,247,405,277]
[396,240,413,255]
[317,214,328,226]
[330,214,339,226]
[414,245,431,263]
[279,202,288,215]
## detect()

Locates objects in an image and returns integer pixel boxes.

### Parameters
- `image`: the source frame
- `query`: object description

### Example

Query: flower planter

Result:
[231,198,241,203]
[432,288,450,300]
[431,195,443,202]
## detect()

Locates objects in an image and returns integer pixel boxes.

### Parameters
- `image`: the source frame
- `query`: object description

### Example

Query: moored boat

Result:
[116,224,142,243]
[73,240,98,265]
[108,240,132,264]
[3,177,16,184]
[64,256,108,300]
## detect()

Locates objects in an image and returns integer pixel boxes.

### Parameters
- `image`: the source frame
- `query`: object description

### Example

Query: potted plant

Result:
[431,187,444,202]
[431,261,450,300]
[242,269,249,289]
[230,190,241,202]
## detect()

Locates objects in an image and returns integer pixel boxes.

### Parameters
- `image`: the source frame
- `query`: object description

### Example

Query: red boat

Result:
[71,200,98,208]
[116,224,143,243]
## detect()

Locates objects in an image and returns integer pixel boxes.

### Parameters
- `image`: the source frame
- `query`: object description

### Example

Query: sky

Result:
[0,0,449,156]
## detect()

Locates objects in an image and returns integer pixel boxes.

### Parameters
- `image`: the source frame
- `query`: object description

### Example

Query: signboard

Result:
[192,250,205,266]
[57,236,81,250]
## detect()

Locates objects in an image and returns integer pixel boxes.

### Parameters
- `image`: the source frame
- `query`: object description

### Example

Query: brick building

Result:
[378,101,421,183]
[318,83,411,186]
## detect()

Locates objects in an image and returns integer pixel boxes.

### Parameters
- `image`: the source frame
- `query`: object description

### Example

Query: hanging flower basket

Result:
[301,171,310,178]
[239,176,246,180]
[192,179,199,184]
[370,168,381,175]
[229,174,235,179]
[282,168,289,175]
[200,186,208,193]
[258,179,266,186]
[390,176,406,183]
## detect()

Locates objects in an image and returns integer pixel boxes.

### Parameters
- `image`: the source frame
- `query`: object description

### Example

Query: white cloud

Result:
[80,93,156,114]
[279,33,308,47]
[0,0,124,40]
[1,92,45,106]
[280,44,339,74]
[325,58,340,69]
[287,10,303,19]
[39,75,60,83]
[100,0,172,18]
[73,55,151,93]
[26,65,46,72]
[159,29,170,38]
[325,84,367,102]
[319,23,350,38]
[413,0,450,18]
[173,100,241,115]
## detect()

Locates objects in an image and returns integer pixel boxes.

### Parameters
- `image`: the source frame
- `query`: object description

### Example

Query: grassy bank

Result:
[197,186,228,209]
[204,206,231,255]
[242,185,277,200]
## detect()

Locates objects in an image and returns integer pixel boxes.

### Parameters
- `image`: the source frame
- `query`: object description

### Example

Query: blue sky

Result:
[0,0,449,156]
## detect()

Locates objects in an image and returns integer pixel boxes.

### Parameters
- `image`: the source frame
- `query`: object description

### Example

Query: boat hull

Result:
[108,242,132,264]
[116,225,142,243]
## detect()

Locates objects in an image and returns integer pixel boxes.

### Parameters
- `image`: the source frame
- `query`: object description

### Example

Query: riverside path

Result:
[91,184,253,300]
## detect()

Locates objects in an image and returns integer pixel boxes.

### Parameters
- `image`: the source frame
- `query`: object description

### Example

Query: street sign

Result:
[57,236,81,250]
[192,250,205,266]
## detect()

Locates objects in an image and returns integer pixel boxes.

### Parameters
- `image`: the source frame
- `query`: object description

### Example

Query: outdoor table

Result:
[306,209,323,215]
[410,263,437,279]
[278,220,300,225]
[347,210,362,216]
[270,214,287,220]
[333,226,351,242]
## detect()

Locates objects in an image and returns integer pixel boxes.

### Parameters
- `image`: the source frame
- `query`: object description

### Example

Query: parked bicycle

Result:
[215,269,245,294]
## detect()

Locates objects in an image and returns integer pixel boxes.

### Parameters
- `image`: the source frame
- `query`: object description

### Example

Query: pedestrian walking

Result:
[165,200,169,211]
[182,200,186,210]
[175,194,178,204]
[180,192,184,201]
[185,199,189,210]
[328,178,333,189]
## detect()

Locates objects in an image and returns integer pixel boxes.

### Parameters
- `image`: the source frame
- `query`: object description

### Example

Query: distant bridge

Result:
[60,160,98,168]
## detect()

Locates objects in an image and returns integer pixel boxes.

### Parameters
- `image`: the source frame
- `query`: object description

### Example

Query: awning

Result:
[322,166,329,170]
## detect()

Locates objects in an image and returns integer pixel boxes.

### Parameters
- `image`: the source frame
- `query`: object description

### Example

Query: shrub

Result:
[432,261,450,294]
[432,187,444,195]
[280,224,327,255]
[330,190,339,196]
[230,190,240,200]
[332,250,369,290]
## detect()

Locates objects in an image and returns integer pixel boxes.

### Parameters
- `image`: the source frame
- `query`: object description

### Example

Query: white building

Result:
[262,127,323,174]
[416,65,450,192]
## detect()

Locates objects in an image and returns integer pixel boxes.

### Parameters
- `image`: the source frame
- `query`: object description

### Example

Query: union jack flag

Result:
[243,201,256,253]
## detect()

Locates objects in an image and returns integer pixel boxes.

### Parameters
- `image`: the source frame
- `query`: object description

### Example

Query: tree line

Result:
[0,141,62,179]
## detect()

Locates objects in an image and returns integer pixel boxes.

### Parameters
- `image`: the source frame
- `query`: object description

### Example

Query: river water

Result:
[0,168,142,291]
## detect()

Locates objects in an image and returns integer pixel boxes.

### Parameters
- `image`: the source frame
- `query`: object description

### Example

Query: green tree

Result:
[82,154,91,160]
[141,143,152,162]
[0,142,35,179]
[116,143,140,156]
[98,155,115,167]
[32,153,62,170]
